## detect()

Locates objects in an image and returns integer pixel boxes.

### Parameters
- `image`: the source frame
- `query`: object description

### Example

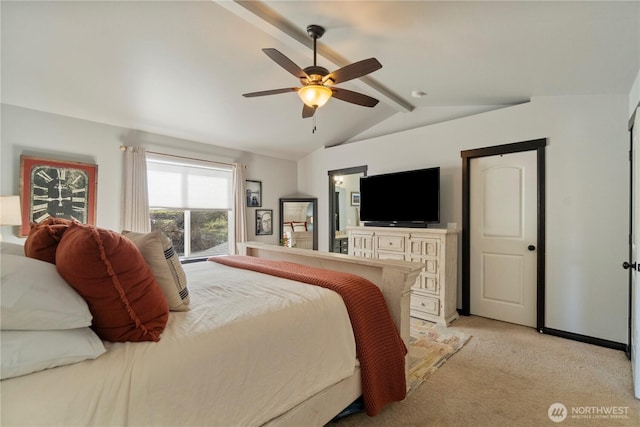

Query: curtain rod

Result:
[119,145,240,168]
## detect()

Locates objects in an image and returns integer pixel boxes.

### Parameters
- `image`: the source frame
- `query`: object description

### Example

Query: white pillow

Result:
[123,230,190,311]
[0,328,106,379]
[1,254,92,330]
[0,242,26,256]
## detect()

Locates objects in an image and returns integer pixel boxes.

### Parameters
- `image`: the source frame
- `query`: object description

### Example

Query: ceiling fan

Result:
[242,24,382,119]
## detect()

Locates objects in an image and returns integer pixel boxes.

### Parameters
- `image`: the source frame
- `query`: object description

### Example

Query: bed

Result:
[281,200,314,250]
[0,225,421,426]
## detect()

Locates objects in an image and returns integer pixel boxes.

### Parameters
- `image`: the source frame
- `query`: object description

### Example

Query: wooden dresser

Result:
[347,226,458,325]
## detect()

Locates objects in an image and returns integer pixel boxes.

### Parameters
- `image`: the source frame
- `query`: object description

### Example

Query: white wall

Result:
[630,68,640,116]
[0,104,297,246]
[298,94,630,343]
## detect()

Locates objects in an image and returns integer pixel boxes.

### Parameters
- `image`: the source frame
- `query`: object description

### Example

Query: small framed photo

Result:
[351,192,360,206]
[19,155,98,236]
[246,180,262,207]
[256,209,273,235]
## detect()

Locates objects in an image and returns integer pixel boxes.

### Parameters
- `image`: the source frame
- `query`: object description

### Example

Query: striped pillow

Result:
[123,230,190,312]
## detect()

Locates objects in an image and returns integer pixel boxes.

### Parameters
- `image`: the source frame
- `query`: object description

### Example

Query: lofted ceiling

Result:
[2,1,639,161]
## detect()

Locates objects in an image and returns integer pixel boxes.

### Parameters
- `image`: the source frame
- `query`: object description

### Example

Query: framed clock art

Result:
[19,156,98,236]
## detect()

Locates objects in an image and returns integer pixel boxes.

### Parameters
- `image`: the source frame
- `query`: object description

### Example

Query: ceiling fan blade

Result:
[323,58,382,85]
[262,48,310,81]
[331,88,379,107]
[302,104,316,119]
[243,88,298,98]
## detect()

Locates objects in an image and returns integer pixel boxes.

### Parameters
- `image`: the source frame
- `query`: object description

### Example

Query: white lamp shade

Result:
[298,85,332,108]
[0,196,22,226]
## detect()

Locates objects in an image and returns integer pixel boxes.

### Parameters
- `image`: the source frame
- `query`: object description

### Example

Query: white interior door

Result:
[632,108,639,399]
[470,150,537,327]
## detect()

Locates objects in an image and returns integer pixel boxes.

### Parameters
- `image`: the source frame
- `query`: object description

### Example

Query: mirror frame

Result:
[328,165,367,253]
[279,197,318,250]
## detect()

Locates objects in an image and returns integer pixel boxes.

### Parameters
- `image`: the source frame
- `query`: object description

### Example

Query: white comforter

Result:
[1,261,357,426]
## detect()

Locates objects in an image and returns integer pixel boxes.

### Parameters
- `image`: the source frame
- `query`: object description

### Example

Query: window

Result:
[147,155,233,258]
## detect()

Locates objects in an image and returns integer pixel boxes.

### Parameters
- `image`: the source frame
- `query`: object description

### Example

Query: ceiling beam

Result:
[216,0,415,113]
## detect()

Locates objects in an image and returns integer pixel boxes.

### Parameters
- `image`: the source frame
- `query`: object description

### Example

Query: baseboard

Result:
[540,327,626,352]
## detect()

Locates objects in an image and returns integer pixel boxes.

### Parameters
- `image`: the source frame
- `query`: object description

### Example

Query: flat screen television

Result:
[359,167,440,227]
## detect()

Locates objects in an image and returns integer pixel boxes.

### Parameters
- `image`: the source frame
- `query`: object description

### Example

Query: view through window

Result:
[147,155,233,258]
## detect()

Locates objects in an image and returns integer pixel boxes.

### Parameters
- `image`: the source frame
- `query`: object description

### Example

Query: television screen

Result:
[359,167,440,226]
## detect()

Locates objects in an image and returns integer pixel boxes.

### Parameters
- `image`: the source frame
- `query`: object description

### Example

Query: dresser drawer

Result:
[411,294,440,316]
[409,238,440,257]
[375,235,405,252]
[424,259,438,274]
[352,250,373,259]
[350,235,373,251]
[415,274,439,295]
[377,252,406,261]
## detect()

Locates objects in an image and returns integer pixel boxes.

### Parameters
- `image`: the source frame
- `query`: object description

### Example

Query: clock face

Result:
[29,165,90,224]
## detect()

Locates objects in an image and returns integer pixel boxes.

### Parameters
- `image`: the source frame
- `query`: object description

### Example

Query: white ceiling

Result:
[2,1,639,160]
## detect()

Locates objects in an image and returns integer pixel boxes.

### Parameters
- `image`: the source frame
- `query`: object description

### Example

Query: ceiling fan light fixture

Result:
[298,85,332,108]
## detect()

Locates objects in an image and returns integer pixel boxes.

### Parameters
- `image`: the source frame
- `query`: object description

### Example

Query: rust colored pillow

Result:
[24,218,74,264]
[55,223,169,342]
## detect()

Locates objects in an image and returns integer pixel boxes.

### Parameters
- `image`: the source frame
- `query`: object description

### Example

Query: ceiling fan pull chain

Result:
[312,114,317,134]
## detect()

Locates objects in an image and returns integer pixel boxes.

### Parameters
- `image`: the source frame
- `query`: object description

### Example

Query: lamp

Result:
[0,195,22,226]
[298,85,332,108]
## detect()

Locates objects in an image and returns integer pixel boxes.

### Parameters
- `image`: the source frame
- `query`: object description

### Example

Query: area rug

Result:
[406,317,471,395]
[331,318,471,421]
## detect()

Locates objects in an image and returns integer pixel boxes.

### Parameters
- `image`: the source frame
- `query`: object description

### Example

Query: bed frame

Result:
[239,242,422,425]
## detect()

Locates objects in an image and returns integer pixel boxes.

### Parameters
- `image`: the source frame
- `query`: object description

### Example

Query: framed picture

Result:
[246,180,262,207]
[256,209,273,235]
[351,192,360,206]
[19,155,98,236]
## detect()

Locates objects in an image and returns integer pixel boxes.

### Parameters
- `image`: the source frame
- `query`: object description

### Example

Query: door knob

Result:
[622,261,637,271]
[527,245,536,251]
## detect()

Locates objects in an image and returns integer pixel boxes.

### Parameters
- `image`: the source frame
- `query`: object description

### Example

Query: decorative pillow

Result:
[1,254,92,330]
[122,230,190,311]
[24,217,74,264]
[55,223,169,342]
[292,221,307,231]
[0,328,106,379]
[0,241,26,256]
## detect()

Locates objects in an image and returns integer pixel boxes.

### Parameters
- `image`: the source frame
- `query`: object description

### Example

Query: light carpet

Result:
[406,317,470,395]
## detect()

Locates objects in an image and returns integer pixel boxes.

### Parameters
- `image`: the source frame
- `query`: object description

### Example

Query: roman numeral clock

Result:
[19,156,97,236]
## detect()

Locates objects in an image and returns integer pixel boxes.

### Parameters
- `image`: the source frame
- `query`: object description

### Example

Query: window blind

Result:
[146,156,232,210]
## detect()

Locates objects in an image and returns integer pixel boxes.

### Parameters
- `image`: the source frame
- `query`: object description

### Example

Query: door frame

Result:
[461,138,547,331]
[628,104,638,360]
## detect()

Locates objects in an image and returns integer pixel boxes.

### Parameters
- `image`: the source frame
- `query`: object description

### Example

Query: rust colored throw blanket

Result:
[210,255,407,416]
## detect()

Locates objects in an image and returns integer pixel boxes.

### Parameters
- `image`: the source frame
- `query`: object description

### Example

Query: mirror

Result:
[279,197,318,250]
[328,166,367,253]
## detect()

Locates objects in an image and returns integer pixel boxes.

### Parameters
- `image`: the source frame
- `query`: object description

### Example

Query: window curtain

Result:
[121,146,151,233]
[231,163,247,254]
